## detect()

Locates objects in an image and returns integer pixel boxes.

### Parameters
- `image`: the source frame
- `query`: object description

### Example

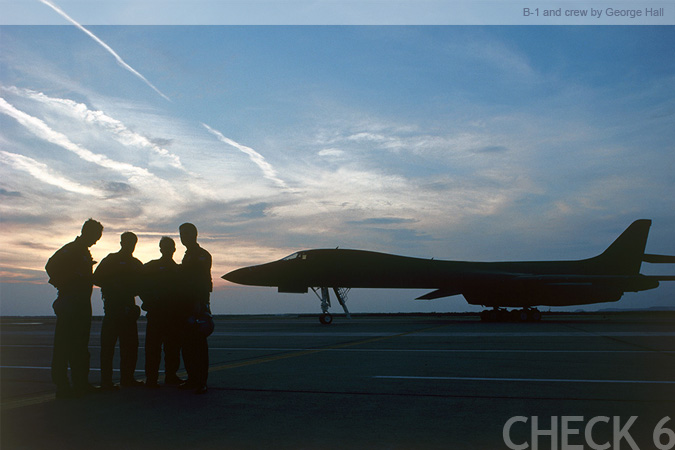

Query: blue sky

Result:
[1,3,674,316]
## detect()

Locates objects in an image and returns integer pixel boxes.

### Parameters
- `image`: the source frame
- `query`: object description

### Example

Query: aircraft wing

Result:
[415,273,666,300]
[416,289,463,300]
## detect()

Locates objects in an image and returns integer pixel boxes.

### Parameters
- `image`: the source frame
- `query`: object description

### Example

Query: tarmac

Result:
[1,313,675,449]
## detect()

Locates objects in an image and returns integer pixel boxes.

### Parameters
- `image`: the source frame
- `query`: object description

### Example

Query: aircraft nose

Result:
[223,260,288,287]
[222,266,256,285]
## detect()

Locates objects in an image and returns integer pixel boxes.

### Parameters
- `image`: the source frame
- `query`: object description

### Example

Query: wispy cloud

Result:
[0,97,176,196]
[202,123,288,189]
[38,0,171,102]
[466,39,537,80]
[4,86,184,169]
[0,150,105,197]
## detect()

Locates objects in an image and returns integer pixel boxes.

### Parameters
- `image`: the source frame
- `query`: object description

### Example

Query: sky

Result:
[1,2,674,316]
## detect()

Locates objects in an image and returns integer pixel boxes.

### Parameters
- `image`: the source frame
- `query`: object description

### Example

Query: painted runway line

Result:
[3,345,675,353]
[0,366,142,373]
[207,331,675,337]
[4,330,675,337]
[206,347,675,353]
[374,375,675,384]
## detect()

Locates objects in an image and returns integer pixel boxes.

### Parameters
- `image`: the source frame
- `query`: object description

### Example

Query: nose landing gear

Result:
[319,313,333,325]
[312,287,351,325]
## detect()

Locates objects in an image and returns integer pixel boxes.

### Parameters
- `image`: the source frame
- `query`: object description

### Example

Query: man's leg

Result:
[51,315,72,397]
[100,315,118,388]
[144,317,161,385]
[120,319,140,386]
[163,318,182,383]
[70,314,92,392]
[194,335,209,394]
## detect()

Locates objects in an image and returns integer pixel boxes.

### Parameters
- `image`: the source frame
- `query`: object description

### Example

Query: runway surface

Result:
[2,313,675,449]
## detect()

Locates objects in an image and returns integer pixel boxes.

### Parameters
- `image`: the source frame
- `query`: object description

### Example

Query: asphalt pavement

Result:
[2,313,675,449]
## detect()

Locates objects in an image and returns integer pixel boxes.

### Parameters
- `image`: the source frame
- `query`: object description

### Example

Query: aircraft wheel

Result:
[319,313,333,325]
[530,310,542,322]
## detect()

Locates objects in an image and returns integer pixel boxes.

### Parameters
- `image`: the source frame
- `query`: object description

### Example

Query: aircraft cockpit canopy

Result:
[281,252,308,261]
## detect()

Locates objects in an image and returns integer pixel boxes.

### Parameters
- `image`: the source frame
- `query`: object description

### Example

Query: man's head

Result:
[159,236,176,258]
[80,219,103,247]
[120,231,138,254]
[179,223,198,248]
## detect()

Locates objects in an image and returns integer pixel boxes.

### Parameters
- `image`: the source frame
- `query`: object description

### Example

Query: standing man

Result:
[141,237,183,387]
[94,231,144,389]
[46,218,103,399]
[178,223,212,395]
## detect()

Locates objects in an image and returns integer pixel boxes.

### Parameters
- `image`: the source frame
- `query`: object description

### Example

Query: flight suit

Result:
[180,244,212,389]
[46,237,96,395]
[142,257,182,385]
[94,251,143,386]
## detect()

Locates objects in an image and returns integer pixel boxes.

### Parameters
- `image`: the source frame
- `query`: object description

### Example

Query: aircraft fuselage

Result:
[224,248,658,307]
[223,220,672,315]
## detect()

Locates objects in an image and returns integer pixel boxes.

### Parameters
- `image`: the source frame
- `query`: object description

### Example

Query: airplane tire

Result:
[319,313,333,325]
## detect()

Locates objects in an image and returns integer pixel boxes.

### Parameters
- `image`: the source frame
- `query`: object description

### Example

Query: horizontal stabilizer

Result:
[416,289,462,300]
[643,254,675,264]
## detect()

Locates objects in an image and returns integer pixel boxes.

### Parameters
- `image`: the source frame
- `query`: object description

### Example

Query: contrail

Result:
[39,0,171,102]
[5,86,184,169]
[0,150,105,197]
[0,97,174,196]
[202,123,288,189]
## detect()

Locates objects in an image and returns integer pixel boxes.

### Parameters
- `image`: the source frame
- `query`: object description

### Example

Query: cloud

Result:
[101,181,135,197]
[0,188,22,197]
[318,148,345,158]
[202,123,288,189]
[325,121,512,163]
[475,145,509,154]
[347,217,417,226]
[38,0,170,101]
[4,86,184,169]
[0,97,176,196]
[466,39,537,80]
[0,150,105,197]
[240,202,270,220]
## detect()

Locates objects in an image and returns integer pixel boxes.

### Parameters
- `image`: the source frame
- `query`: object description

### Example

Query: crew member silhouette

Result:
[178,223,212,395]
[94,231,144,389]
[46,219,103,399]
[141,237,183,387]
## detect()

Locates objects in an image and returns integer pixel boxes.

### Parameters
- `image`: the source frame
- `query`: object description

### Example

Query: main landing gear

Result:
[480,307,542,322]
[312,287,351,325]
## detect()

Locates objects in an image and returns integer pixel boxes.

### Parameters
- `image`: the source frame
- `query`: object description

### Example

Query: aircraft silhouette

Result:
[223,220,675,324]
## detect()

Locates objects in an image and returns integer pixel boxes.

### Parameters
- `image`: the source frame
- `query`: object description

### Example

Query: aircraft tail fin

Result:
[592,219,651,275]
